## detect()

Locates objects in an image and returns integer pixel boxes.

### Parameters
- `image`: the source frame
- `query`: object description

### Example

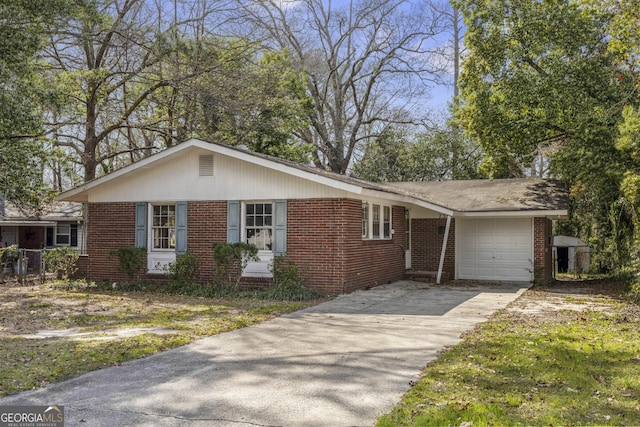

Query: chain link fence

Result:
[1,249,54,284]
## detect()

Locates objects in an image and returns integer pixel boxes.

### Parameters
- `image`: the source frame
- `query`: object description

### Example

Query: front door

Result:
[405,210,411,269]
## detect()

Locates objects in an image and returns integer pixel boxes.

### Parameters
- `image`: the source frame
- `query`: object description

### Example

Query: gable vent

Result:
[199,154,214,176]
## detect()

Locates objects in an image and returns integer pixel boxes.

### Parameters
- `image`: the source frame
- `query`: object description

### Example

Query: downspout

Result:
[436,215,452,284]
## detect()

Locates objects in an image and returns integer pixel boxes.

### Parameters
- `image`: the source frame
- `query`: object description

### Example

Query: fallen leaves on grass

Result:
[377,280,640,427]
[0,282,318,396]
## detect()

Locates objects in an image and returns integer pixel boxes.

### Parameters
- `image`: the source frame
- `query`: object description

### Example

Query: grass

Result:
[0,281,322,397]
[377,280,640,426]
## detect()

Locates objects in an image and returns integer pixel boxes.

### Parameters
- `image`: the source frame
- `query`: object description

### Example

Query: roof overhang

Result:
[453,210,568,218]
[0,221,57,226]
[360,189,454,216]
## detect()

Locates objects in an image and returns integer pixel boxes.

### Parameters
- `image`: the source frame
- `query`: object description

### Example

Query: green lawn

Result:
[378,281,640,426]
[0,282,320,397]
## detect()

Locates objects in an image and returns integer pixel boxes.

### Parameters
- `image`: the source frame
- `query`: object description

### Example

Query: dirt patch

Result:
[20,326,180,341]
[0,281,222,337]
[504,280,639,323]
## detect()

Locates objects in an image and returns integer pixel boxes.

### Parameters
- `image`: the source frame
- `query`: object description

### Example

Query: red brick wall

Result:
[286,199,344,294]
[84,202,553,288]
[87,202,138,282]
[186,201,227,283]
[79,199,552,294]
[286,199,406,294]
[534,217,552,283]
[85,199,407,294]
[410,218,455,280]
[73,255,89,279]
[342,203,407,293]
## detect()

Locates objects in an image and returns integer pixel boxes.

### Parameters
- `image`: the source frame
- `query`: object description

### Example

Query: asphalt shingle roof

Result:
[385,179,568,212]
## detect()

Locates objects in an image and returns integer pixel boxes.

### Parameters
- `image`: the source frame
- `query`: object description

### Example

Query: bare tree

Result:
[235,0,449,173]
[43,0,231,182]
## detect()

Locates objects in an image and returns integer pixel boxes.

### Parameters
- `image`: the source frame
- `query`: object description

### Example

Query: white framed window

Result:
[372,204,381,238]
[362,202,392,240]
[56,225,70,245]
[151,204,176,250]
[244,202,273,251]
[362,202,369,238]
[383,206,391,238]
[51,224,78,247]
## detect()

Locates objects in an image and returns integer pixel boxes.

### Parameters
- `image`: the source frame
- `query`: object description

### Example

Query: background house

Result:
[0,198,85,274]
[58,139,568,293]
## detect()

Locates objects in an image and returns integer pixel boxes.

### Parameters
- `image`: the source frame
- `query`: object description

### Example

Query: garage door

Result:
[457,218,533,281]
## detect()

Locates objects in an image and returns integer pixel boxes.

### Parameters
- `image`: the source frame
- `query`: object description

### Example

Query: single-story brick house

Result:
[0,198,85,274]
[58,138,568,294]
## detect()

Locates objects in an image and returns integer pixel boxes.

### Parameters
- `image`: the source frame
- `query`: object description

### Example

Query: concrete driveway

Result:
[0,281,529,426]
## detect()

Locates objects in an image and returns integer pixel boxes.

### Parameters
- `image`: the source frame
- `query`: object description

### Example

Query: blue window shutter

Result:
[175,201,188,255]
[273,200,287,256]
[135,202,147,248]
[227,201,240,243]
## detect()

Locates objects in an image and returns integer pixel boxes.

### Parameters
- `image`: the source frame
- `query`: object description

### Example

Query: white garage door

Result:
[457,218,533,281]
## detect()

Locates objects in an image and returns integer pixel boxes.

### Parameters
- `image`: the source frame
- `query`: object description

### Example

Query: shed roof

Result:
[554,236,589,248]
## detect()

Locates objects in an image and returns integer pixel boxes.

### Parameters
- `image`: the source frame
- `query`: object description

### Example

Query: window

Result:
[51,224,78,247]
[70,225,78,247]
[46,227,54,247]
[372,204,381,238]
[362,203,369,238]
[152,205,176,250]
[245,202,273,251]
[383,206,391,238]
[56,225,70,245]
[362,202,392,240]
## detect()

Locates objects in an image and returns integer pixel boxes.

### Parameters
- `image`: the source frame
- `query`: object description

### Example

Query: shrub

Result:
[212,242,259,288]
[43,247,79,280]
[165,252,200,288]
[108,247,146,280]
[0,244,19,262]
[0,245,19,277]
[263,256,320,301]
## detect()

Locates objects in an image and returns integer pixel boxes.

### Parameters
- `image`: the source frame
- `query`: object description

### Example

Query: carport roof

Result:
[386,179,568,214]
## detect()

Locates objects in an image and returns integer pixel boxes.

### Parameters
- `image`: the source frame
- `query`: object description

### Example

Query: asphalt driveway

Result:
[0,281,529,426]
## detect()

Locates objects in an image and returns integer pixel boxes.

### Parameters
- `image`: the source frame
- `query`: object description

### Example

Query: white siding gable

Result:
[87,148,349,203]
